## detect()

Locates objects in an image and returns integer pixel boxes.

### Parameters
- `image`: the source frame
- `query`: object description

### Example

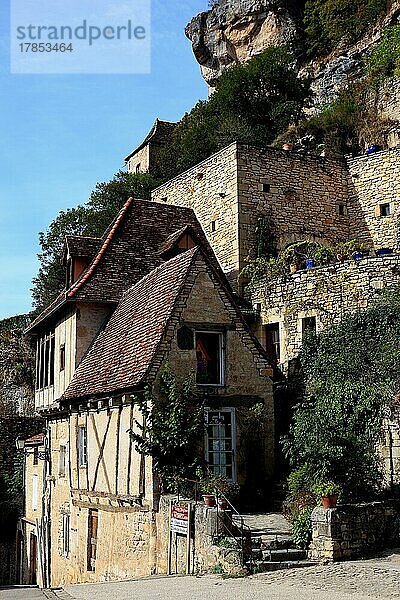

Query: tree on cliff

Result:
[159,46,310,178]
[32,171,160,315]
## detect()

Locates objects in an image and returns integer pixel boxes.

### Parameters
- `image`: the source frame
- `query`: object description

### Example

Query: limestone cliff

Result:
[185,0,302,89]
[0,315,34,416]
[186,0,400,107]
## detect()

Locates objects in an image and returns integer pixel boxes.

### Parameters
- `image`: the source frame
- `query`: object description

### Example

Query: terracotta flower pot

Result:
[290,263,298,273]
[218,498,228,510]
[321,494,337,509]
[203,494,216,507]
[283,143,294,151]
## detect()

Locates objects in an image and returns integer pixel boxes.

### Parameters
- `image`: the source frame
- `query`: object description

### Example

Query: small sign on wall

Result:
[168,501,192,575]
[171,503,189,535]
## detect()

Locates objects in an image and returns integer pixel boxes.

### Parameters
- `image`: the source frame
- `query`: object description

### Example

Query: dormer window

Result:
[159,226,197,260]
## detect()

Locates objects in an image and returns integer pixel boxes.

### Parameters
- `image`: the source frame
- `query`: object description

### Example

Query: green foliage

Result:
[32,171,160,314]
[255,215,277,259]
[159,47,310,179]
[129,366,204,492]
[196,467,240,498]
[210,562,225,574]
[304,0,388,57]
[290,506,314,549]
[0,453,24,538]
[312,480,341,497]
[241,239,369,290]
[366,25,400,79]
[283,283,400,501]
[217,537,238,549]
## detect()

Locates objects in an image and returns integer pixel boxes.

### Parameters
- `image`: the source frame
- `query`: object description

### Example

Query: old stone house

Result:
[21,197,274,586]
[125,118,176,177]
[151,140,400,486]
[151,142,400,365]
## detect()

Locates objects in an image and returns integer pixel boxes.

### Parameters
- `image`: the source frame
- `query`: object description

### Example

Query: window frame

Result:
[379,202,391,217]
[62,513,70,558]
[59,444,67,477]
[195,330,225,387]
[205,408,237,482]
[78,426,87,468]
[264,322,281,366]
[35,330,55,390]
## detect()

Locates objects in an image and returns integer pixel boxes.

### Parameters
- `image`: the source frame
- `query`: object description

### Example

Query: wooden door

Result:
[87,510,98,572]
[29,533,37,585]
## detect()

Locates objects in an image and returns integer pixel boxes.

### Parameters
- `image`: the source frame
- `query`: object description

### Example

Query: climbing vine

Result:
[129,366,205,492]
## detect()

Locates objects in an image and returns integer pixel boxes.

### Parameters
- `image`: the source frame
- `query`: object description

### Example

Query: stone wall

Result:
[250,255,400,365]
[126,145,149,175]
[347,147,400,251]
[310,501,400,561]
[152,143,240,281]
[152,144,356,283]
[156,496,244,576]
[237,146,352,270]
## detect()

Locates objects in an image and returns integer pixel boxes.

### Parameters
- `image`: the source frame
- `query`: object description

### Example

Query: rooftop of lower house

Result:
[26,197,220,335]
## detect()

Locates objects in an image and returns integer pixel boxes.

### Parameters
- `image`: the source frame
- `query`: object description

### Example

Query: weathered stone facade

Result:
[250,255,400,365]
[347,147,400,252]
[152,143,240,280]
[310,501,400,562]
[152,143,355,283]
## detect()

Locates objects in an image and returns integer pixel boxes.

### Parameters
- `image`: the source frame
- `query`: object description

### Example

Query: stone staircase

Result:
[232,512,314,573]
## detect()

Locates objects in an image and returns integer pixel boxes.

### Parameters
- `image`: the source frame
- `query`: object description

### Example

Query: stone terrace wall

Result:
[237,146,355,271]
[152,143,240,281]
[310,501,400,561]
[347,147,400,251]
[250,255,400,365]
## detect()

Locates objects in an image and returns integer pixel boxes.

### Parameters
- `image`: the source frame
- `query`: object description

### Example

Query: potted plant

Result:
[196,469,239,509]
[313,481,341,509]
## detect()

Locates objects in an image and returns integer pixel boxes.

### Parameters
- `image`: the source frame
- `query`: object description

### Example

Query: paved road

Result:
[5,552,400,600]
[0,586,44,599]
[59,551,400,600]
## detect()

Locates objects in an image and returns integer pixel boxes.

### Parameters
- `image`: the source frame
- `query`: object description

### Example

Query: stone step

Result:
[262,548,307,562]
[259,534,293,550]
[248,560,317,573]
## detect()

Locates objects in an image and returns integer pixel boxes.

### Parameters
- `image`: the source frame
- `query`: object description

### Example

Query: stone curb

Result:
[43,589,75,600]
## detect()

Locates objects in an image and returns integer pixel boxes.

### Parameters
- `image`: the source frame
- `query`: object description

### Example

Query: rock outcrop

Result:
[0,315,34,416]
[186,0,400,107]
[302,1,400,109]
[185,0,302,89]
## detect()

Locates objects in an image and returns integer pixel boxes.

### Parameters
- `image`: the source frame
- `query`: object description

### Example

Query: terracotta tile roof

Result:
[125,119,177,162]
[62,248,199,401]
[64,235,102,259]
[26,198,217,334]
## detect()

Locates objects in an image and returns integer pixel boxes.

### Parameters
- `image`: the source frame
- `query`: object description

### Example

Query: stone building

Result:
[124,118,176,177]
[17,434,46,588]
[151,140,400,488]
[22,197,274,586]
[151,142,400,338]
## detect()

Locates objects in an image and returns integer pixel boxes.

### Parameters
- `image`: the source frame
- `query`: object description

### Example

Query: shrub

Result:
[282,284,400,501]
[159,47,310,179]
[290,506,314,549]
[366,25,400,79]
[304,0,388,58]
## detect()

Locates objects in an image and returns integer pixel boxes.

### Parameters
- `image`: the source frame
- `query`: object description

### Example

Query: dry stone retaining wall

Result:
[310,501,400,561]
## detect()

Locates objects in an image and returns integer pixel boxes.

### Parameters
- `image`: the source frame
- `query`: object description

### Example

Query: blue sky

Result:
[0,0,208,319]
